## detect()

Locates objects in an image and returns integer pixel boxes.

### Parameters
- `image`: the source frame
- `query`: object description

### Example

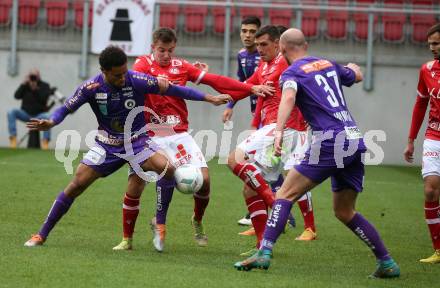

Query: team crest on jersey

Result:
[172,59,183,67]
[427,60,435,71]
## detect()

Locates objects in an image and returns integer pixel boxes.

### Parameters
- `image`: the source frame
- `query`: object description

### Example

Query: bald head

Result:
[280,28,308,64]
[280,28,306,48]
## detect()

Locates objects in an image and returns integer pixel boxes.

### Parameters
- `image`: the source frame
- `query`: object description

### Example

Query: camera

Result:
[29,75,38,82]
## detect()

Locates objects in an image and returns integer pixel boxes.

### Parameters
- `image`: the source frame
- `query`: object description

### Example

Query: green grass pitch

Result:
[0,148,437,288]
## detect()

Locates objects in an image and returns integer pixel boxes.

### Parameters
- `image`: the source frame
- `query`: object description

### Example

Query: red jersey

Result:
[247,53,307,131]
[409,60,440,141]
[133,54,206,135]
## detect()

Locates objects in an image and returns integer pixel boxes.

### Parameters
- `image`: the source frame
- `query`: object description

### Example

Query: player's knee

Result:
[424,184,440,201]
[333,208,354,224]
[164,164,175,180]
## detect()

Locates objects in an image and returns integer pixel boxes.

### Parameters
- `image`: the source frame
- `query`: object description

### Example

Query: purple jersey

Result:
[237,48,260,112]
[280,56,363,145]
[64,70,160,139]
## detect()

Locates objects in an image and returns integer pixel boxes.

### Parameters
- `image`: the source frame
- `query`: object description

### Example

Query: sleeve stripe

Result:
[194,70,206,85]
[417,90,428,98]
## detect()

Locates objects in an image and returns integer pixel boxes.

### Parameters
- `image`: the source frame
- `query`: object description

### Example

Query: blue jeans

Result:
[7,108,51,140]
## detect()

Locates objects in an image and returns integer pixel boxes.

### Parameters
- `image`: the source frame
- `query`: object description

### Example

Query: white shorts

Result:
[422,139,440,178]
[152,132,208,169]
[284,130,310,170]
[237,123,306,183]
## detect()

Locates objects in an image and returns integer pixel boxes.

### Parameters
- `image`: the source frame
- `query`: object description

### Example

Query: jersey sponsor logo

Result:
[95,93,107,100]
[124,99,136,110]
[169,68,180,74]
[123,92,134,97]
[300,59,333,73]
[111,93,120,101]
[429,87,440,99]
[429,121,440,131]
[122,87,132,91]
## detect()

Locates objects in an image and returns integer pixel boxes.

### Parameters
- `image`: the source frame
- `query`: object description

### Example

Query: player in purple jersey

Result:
[234,29,400,278]
[23,46,231,247]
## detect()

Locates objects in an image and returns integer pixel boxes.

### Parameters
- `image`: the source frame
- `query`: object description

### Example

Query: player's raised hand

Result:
[27,118,55,131]
[193,62,209,72]
[205,94,233,106]
[403,142,415,163]
[222,108,233,123]
[274,130,284,157]
[251,85,275,97]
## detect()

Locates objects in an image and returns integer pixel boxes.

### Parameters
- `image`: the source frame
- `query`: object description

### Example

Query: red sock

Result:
[122,194,140,239]
[233,163,274,207]
[246,195,268,248]
[425,200,440,249]
[193,193,209,222]
[297,191,315,232]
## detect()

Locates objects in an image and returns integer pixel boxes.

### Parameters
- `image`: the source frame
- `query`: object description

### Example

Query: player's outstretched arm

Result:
[27,119,55,131]
[160,81,232,105]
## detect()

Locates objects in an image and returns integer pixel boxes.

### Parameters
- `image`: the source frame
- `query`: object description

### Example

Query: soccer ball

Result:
[174,164,203,194]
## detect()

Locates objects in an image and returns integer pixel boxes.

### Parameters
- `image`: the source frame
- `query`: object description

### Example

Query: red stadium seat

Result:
[73,0,93,29]
[325,0,349,40]
[212,1,236,34]
[269,1,292,27]
[0,0,12,25]
[45,0,68,28]
[353,0,378,41]
[382,0,406,43]
[302,0,320,39]
[184,5,208,33]
[410,0,436,43]
[239,0,264,20]
[159,4,179,30]
[19,0,40,26]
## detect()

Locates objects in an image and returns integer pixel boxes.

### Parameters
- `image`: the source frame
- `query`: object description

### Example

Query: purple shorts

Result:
[81,135,159,177]
[295,145,365,193]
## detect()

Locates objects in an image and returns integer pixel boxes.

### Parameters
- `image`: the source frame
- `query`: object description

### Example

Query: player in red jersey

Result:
[227,26,316,254]
[404,23,440,264]
[112,28,273,252]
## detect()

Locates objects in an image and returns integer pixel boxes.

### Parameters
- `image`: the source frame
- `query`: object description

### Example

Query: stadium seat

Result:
[410,0,436,43]
[0,0,12,26]
[45,0,68,28]
[159,4,179,30]
[353,0,378,41]
[73,0,93,29]
[302,0,320,39]
[382,0,406,43]
[19,0,40,26]
[325,0,349,40]
[269,1,292,27]
[239,0,264,20]
[184,5,208,33]
[212,1,236,34]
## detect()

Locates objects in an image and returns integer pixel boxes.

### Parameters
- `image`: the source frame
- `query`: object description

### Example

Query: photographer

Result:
[7,69,53,149]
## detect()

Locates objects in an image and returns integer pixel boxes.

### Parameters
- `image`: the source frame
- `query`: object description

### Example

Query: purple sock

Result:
[270,174,284,193]
[261,199,293,251]
[155,177,175,225]
[345,213,391,261]
[39,191,74,239]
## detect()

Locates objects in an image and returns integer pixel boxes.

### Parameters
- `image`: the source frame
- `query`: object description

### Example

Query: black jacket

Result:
[14,80,52,116]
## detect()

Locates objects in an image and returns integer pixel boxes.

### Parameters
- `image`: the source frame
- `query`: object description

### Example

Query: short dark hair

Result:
[99,46,127,71]
[277,25,288,35]
[427,23,440,37]
[255,25,280,41]
[153,27,177,44]
[241,16,261,28]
